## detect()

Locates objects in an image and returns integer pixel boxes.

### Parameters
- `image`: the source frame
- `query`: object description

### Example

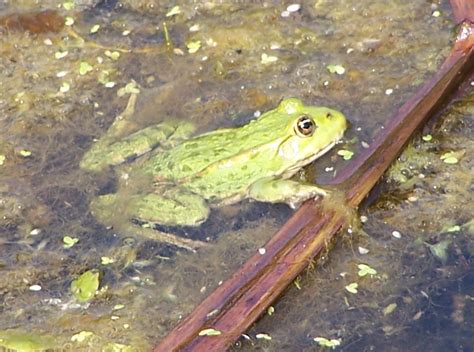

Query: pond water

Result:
[0,1,471,351]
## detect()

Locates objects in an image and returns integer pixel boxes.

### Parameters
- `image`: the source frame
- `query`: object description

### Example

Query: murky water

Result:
[0,1,471,351]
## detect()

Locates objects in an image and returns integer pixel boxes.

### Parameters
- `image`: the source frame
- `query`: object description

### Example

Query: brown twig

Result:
[450,0,474,23]
[155,7,474,352]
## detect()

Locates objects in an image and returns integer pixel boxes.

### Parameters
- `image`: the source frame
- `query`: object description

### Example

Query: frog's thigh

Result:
[80,123,183,171]
[80,93,196,171]
[248,177,328,208]
[133,190,210,227]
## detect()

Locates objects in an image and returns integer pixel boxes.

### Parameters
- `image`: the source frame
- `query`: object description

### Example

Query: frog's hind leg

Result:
[80,93,196,171]
[132,190,210,227]
[90,193,207,251]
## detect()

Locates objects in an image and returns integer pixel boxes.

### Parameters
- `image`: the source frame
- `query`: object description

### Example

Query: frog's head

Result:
[276,98,347,174]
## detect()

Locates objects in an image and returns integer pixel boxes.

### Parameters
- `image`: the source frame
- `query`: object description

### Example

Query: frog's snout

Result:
[325,108,348,132]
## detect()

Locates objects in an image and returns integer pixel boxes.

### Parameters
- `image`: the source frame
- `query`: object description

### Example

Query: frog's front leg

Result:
[80,93,195,171]
[248,177,328,209]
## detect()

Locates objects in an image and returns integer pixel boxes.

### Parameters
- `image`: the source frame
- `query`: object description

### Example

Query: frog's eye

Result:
[295,115,316,137]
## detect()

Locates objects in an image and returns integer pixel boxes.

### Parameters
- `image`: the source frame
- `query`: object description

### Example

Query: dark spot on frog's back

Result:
[213,148,224,156]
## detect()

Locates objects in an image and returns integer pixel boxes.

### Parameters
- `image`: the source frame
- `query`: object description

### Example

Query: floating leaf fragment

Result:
[345,282,358,294]
[101,256,115,265]
[261,53,278,64]
[357,263,377,277]
[105,82,116,88]
[392,230,401,239]
[104,50,120,60]
[30,228,41,235]
[440,150,464,164]
[327,64,345,75]
[63,236,79,248]
[59,82,70,93]
[198,328,221,336]
[29,285,42,291]
[166,5,181,17]
[287,4,301,12]
[256,333,272,340]
[63,1,74,10]
[65,17,74,26]
[422,134,432,142]
[267,306,275,316]
[383,303,397,316]
[186,40,201,53]
[446,225,461,232]
[0,155,5,165]
[19,150,32,157]
[442,156,458,164]
[90,24,100,34]
[71,331,93,343]
[98,70,110,85]
[113,304,125,310]
[313,337,341,349]
[70,270,100,302]
[294,276,302,290]
[79,62,93,75]
[189,24,200,32]
[55,50,68,59]
[337,149,354,160]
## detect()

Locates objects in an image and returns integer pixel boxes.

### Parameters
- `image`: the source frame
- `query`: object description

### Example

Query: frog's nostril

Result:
[326,112,333,119]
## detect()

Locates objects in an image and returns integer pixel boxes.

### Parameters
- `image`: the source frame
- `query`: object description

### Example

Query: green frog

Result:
[80,94,347,251]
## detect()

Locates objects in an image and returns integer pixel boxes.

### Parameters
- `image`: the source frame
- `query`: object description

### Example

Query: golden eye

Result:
[295,115,316,137]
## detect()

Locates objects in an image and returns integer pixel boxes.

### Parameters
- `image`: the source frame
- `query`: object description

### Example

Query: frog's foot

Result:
[248,177,328,209]
[129,225,208,252]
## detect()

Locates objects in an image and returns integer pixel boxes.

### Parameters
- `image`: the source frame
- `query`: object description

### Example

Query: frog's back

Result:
[146,109,291,192]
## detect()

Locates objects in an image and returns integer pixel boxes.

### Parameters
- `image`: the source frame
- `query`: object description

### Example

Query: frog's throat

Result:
[282,132,343,179]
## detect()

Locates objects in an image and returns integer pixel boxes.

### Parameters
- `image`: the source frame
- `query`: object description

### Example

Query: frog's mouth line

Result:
[282,131,344,179]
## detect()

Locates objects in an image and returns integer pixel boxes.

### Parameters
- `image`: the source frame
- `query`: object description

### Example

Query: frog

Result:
[80,93,347,251]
